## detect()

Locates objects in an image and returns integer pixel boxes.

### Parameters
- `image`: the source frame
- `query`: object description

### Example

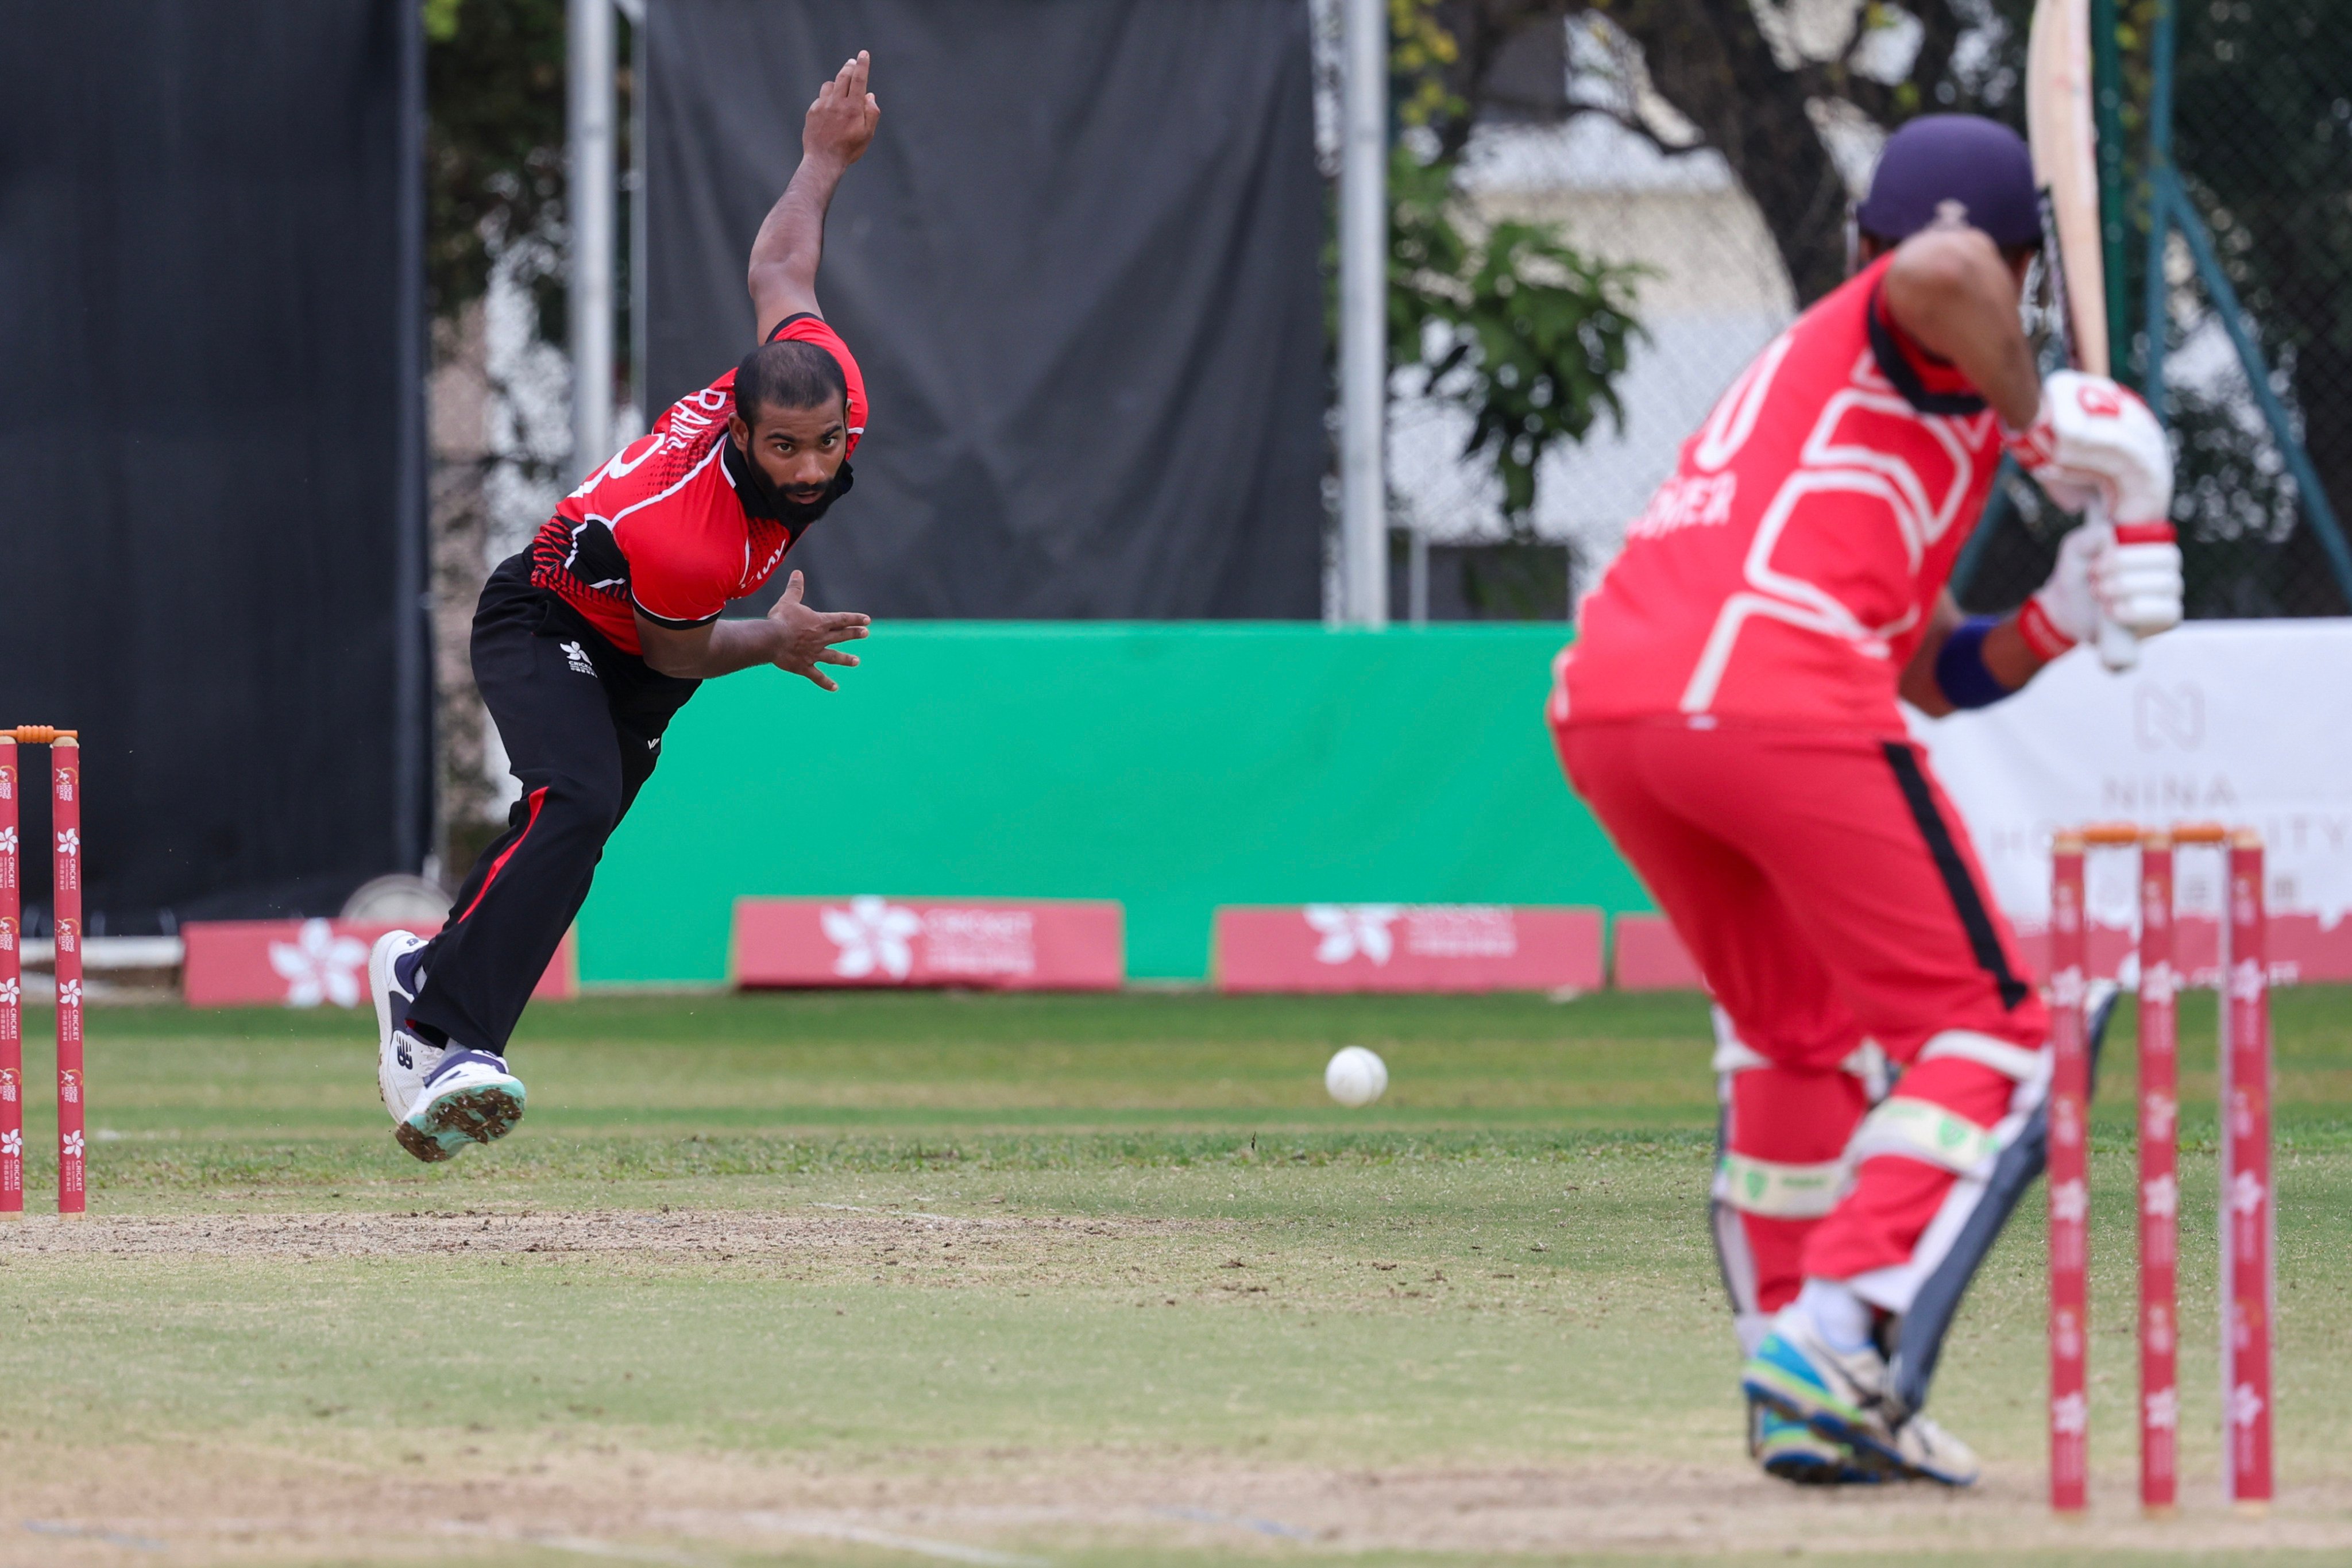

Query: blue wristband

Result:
[1933,616,2012,710]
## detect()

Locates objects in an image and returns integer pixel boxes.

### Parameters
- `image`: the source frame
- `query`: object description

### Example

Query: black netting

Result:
[1956,0,2352,618]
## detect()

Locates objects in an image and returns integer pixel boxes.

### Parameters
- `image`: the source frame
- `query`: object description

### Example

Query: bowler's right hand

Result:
[805,50,880,168]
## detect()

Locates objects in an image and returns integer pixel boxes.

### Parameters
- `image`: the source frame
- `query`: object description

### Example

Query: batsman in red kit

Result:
[1548,117,2183,1485]
[363,54,885,1164]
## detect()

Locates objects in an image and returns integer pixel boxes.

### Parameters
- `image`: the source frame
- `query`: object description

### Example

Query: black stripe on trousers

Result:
[1881,740,2030,1011]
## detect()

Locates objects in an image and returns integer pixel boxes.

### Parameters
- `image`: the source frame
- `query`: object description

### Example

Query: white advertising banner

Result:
[1910,619,2352,980]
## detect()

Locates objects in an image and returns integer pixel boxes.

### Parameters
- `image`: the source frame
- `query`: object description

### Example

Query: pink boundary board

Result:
[2011,912,2352,988]
[1214,905,1602,994]
[1611,913,1708,992]
[732,897,1124,991]
[1613,910,2352,996]
[182,920,578,1008]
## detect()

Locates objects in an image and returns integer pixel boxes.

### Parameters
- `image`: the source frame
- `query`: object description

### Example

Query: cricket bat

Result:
[2026,0,2137,669]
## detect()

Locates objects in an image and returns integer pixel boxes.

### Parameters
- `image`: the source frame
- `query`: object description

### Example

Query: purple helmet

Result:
[1855,115,2041,249]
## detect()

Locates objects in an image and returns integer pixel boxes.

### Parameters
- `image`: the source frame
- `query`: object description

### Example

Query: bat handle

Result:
[2096,613,2139,671]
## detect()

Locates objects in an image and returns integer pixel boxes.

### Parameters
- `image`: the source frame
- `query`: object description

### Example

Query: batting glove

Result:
[2002,370,2175,527]
[2017,522,2106,659]
[2098,521,2184,638]
[2017,519,2185,662]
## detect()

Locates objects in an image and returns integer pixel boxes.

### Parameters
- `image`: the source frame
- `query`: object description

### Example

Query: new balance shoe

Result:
[399,1049,527,1164]
[1749,1398,1883,1486]
[370,929,434,1121]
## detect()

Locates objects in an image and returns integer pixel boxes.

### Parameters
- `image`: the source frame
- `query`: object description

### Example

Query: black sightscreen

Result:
[646,0,1326,619]
[0,0,428,932]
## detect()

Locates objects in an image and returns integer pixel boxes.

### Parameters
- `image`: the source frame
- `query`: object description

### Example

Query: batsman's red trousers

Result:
[1555,719,2046,1309]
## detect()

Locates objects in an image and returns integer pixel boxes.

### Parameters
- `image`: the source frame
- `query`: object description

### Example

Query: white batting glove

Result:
[2016,519,2184,665]
[2002,370,2175,527]
[2098,522,2184,637]
[2017,522,2106,660]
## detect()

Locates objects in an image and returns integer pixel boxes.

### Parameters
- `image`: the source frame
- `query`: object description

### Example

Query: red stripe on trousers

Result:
[455,786,548,923]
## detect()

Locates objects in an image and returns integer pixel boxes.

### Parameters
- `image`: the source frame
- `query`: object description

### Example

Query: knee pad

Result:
[1845,1034,2041,1184]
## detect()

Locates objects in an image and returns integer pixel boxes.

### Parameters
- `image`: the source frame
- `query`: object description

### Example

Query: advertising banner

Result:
[1915,620,2352,983]
[183,921,578,1009]
[1214,904,1602,994]
[733,897,1124,991]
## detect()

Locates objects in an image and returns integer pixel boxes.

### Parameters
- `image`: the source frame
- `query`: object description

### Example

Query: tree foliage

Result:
[1432,0,2037,305]
[1385,149,1644,525]
[424,0,568,324]
[1365,0,1647,532]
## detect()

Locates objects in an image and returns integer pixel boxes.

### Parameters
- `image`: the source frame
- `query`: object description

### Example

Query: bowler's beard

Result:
[724,438,855,542]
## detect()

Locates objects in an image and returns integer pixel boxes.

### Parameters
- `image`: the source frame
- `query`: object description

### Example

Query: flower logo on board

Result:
[268,919,369,1008]
[821,896,924,980]
[1304,904,1399,965]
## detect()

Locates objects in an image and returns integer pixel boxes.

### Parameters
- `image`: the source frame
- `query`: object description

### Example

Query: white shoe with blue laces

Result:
[369,929,526,1163]
[370,930,434,1121]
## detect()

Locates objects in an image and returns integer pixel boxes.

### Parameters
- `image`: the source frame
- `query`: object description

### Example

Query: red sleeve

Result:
[622,516,732,629]
[766,313,869,457]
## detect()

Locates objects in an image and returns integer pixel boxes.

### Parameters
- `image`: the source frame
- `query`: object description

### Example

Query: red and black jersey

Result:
[528,314,868,656]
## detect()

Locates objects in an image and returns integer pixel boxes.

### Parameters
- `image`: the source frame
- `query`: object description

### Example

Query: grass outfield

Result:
[1,988,2348,1566]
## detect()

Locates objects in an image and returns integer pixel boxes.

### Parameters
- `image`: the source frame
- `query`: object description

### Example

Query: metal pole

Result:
[627,0,647,420]
[1337,0,1388,628]
[2090,0,2130,383]
[569,0,617,478]
[393,0,430,875]
[2141,0,2176,412]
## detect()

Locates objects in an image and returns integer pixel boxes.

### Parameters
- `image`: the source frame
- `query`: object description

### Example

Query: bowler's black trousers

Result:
[409,554,699,1054]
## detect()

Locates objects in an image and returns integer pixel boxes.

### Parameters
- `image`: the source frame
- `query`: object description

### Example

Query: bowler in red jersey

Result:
[1549,117,2183,1486]
[364,53,885,1164]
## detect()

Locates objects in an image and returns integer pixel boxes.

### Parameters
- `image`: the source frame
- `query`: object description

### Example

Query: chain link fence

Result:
[1956,0,2352,619]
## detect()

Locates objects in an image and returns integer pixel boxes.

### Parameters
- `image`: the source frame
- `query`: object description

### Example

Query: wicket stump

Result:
[2048,822,2273,1515]
[0,725,87,1218]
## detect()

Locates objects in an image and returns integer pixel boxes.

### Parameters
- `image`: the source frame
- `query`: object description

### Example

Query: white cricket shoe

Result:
[1742,1303,1979,1486]
[370,930,434,1119]
[398,1049,527,1164]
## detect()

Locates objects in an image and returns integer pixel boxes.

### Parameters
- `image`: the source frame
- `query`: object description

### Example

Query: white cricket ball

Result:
[1324,1045,1388,1109]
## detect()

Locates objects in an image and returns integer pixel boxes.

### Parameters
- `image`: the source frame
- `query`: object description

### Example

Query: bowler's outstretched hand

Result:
[766,570,870,690]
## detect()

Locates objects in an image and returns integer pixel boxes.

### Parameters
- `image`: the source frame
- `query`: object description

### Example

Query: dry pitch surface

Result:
[1,990,2347,1567]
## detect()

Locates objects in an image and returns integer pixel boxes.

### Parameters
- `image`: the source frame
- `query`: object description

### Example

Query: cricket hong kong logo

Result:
[267,919,370,1008]
[0,1067,17,1105]
[921,908,1037,978]
[54,765,75,804]
[821,896,923,980]
[0,762,13,800]
[1403,905,1518,960]
[59,1068,80,1107]
[1305,905,1399,965]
